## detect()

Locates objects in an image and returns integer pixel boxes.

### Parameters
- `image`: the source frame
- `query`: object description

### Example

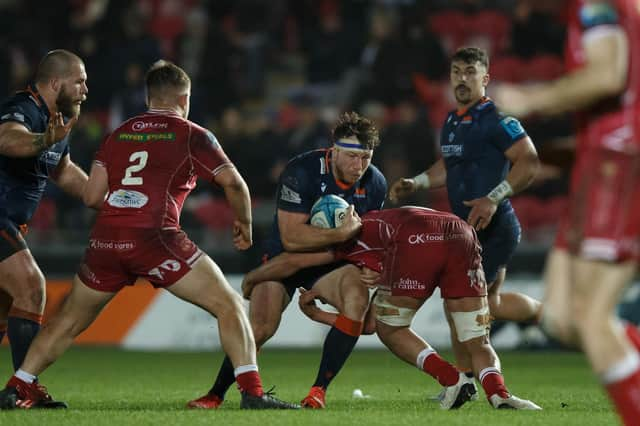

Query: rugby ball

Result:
[310,195,349,229]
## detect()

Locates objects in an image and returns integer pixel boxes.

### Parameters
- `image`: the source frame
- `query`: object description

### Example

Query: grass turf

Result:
[0,347,618,425]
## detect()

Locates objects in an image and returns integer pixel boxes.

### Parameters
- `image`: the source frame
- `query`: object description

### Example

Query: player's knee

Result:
[11,271,46,312]
[540,305,571,343]
[251,321,277,346]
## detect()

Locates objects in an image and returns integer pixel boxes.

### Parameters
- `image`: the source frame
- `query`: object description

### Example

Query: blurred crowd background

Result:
[0,0,575,273]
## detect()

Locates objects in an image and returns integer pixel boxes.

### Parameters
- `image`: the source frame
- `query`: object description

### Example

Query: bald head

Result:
[35,50,84,84]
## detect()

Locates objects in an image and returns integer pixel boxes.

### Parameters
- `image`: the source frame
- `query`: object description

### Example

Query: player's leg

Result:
[540,248,577,345]
[171,255,297,409]
[445,296,541,410]
[0,274,114,409]
[301,264,369,408]
[374,294,473,409]
[570,258,640,425]
[487,267,541,323]
[0,289,11,343]
[188,279,290,408]
[0,243,46,371]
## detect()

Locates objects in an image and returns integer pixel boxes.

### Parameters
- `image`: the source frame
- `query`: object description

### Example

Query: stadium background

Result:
[0,0,638,349]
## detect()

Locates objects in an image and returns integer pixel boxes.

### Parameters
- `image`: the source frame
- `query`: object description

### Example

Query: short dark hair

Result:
[331,112,380,150]
[145,60,190,100]
[35,50,83,83]
[451,47,489,69]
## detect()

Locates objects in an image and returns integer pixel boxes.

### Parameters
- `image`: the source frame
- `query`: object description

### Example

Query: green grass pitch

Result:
[0,347,618,425]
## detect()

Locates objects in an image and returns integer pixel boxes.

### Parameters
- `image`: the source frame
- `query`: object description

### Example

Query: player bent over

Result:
[0,60,298,410]
[244,207,542,410]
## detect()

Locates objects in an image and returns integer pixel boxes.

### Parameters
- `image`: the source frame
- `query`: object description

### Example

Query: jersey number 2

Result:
[122,151,148,185]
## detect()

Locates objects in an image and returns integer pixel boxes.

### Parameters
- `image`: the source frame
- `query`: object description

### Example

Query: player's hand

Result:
[360,266,381,288]
[233,220,252,250]
[44,113,78,146]
[389,178,417,203]
[298,287,323,321]
[493,84,534,118]
[463,197,498,231]
[337,205,362,241]
[241,269,259,299]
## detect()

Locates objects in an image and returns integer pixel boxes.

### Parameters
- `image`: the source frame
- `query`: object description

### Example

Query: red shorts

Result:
[78,227,203,292]
[555,148,640,262]
[382,215,487,300]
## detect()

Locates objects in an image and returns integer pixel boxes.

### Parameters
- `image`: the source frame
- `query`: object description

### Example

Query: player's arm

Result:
[0,113,77,157]
[214,165,253,250]
[278,205,361,252]
[465,134,540,231]
[389,158,446,203]
[50,154,88,200]
[496,1,628,116]
[241,251,335,299]
[82,161,108,209]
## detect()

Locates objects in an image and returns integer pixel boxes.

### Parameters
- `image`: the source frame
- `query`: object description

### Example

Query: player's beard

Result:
[56,84,81,118]
[454,85,471,105]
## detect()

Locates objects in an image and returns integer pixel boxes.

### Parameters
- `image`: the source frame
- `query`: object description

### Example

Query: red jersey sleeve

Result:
[189,127,233,182]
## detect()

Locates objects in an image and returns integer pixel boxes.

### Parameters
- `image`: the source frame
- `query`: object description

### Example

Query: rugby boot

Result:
[186,393,224,409]
[432,373,478,402]
[0,376,67,409]
[240,391,300,409]
[489,393,542,410]
[440,372,476,409]
[301,386,326,409]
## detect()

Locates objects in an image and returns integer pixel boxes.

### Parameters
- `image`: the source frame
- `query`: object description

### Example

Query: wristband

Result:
[487,180,513,204]
[413,173,430,190]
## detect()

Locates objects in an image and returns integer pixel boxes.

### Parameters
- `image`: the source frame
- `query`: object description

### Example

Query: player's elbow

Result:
[83,189,104,210]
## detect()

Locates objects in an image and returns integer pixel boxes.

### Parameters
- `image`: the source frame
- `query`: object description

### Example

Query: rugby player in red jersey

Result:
[0,60,298,410]
[242,206,542,410]
[496,1,640,424]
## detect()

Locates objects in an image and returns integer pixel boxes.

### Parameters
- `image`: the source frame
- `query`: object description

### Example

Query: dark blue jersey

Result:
[440,97,526,222]
[0,85,70,224]
[265,149,387,256]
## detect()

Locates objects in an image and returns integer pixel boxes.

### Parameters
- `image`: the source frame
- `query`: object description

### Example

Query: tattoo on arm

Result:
[33,134,46,151]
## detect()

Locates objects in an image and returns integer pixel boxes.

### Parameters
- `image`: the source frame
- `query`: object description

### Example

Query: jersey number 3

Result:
[122,151,148,185]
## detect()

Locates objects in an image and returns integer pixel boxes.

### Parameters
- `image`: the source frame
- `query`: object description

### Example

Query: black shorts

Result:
[0,218,28,262]
[262,254,347,299]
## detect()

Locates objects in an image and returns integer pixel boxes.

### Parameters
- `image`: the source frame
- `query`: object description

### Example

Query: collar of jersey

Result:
[23,83,50,118]
[456,96,492,117]
[325,149,356,191]
[146,108,183,118]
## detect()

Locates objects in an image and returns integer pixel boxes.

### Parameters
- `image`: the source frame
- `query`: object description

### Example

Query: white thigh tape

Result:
[373,292,416,327]
[450,306,491,342]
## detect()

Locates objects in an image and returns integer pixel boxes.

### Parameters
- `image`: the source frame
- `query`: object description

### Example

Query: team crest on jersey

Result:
[320,182,327,193]
[448,132,455,142]
[107,189,149,208]
[280,184,301,204]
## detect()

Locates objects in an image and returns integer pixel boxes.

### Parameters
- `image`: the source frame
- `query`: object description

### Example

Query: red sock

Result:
[421,353,459,386]
[236,371,264,397]
[623,322,640,353]
[479,367,509,399]
[605,368,640,426]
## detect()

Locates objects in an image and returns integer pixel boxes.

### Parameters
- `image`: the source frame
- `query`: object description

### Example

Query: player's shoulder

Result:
[0,91,41,122]
[285,149,328,172]
[362,162,386,186]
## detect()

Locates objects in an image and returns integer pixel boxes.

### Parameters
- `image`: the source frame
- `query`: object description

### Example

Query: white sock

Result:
[601,351,640,385]
[234,364,259,378]
[416,347,436,370]
[15,369,36,384]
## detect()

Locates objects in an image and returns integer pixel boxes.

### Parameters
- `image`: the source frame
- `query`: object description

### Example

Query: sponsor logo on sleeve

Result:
[107,189,149,208]
[280,184,302,204]
[205,131,221,149]
[500,117,525,139]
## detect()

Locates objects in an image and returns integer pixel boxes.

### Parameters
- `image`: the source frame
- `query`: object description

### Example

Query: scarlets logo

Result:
[132,121,168,131]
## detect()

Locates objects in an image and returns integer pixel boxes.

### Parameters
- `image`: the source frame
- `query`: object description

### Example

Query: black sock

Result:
[7,316,40,371]
[208,355,236,399]
[312,327,359,389]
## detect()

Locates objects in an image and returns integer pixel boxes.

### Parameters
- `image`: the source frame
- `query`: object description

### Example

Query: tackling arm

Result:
[82,161,108,209]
